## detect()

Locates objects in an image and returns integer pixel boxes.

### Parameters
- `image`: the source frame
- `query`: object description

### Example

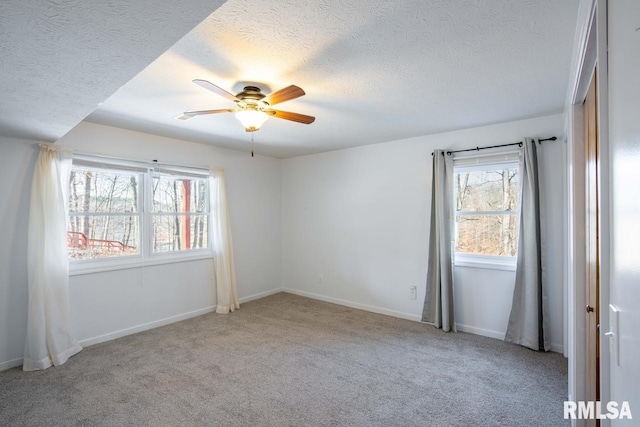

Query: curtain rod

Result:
[431,136,557,156]
[72,150,210,172]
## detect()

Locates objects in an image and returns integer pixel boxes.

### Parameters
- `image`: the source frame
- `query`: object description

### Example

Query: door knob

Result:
[586,305,594,313]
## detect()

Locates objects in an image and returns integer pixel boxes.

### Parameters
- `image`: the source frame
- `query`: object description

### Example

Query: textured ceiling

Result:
[87,0,579,158]
[10,0,578,157]
[0,0,226,142]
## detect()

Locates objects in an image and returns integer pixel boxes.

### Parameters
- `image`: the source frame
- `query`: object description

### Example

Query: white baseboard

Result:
[80,289,282,347]
[79,305,217,347]
[283,289,565,354]
[239,287,284,304]
[550,343,564,354]
[79,288,285,348]
[0,288,287,372]
[1,307,219,371]
[0,357,23,372]
[455,323,506,340]
[444,324,563,353]
[282,288,422,322]
[1,287,565,371]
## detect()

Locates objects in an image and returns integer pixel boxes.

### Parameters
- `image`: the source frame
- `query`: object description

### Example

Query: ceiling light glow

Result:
[235,109,269,132]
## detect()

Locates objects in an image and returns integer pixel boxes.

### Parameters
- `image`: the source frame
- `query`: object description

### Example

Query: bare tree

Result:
[181,180,191,250]
[101,175,118,241]
[69,171,80,233]
[172,180,181,250]
[455,168,519,256]
[191,180,207,248]
[456,172,470,211]
[122,176,137,246]
[82,172,92,238]
[197,180,206,247]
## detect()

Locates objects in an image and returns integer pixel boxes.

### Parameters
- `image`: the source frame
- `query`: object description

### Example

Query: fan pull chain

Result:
[251,131,255,157]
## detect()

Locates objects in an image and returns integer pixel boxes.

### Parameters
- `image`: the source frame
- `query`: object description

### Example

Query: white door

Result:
[607,0,640,424]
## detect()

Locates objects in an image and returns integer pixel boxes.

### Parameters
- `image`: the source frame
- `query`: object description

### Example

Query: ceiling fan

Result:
[177,79,315,132]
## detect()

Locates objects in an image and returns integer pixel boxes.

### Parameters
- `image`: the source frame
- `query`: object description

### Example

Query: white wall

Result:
[0,122,282,369]
[281,114,566,350]
[1,114,568,371]
[608,0,640,421]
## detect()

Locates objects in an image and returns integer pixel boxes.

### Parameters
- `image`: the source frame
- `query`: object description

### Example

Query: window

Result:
[67,157,211,272]
[151,171,209,253]
[453,154,520,269]
[68,164,143,261]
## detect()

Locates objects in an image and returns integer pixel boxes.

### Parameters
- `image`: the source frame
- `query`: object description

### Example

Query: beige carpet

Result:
[0,292,568,426]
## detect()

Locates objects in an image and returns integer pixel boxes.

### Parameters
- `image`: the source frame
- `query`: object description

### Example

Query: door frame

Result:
[565,0,610,425]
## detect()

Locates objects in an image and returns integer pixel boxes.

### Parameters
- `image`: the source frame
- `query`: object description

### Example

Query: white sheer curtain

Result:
[209,167,239,314]
[24,144,82,371]
[505,138,549,351]
[422,150,456,332]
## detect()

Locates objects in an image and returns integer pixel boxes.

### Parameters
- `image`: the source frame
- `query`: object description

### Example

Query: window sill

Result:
[454,255,516,272]
[69,252,214,276]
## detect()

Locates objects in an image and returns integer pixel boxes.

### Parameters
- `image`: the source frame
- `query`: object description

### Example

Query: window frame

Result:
[452,156,521,271]
[147,168,212,259]
[68,156,213,276]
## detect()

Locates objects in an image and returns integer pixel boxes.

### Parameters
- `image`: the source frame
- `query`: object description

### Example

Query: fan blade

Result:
[176,109,235,120]
[269,109,315,124]
[192,79,243,104]
[264,85,305,106]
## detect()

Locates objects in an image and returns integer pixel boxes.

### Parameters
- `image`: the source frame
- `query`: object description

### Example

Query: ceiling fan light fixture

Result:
[235,109,269,132]
[184,80,314,134]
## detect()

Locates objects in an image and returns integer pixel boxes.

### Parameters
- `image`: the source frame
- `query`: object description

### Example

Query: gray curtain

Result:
[422,150,456,332]
[505,138,549,351]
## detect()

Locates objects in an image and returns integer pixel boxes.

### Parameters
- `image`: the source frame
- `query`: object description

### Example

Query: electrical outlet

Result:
[409,286,417,300]
[317,274,323,284]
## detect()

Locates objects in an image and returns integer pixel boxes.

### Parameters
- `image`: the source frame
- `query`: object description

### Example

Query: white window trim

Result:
[453,156,520,271]
[68,155,213,275]
[69,252,214,276]
[454,253,517,271]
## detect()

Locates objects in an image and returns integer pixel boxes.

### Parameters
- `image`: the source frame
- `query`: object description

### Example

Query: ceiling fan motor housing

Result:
[236,86,267,104]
